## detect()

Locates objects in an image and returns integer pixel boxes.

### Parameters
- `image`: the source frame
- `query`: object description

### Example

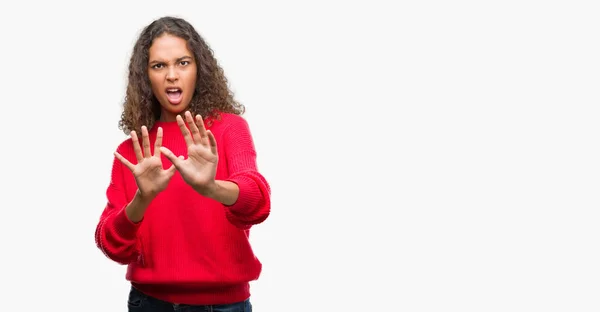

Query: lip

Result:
[165,87,182,92]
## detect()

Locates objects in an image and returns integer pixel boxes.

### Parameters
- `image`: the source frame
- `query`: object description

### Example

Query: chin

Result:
[160,102,191,120]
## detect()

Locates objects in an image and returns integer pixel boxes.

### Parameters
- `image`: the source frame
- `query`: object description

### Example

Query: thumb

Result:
[165,153,185,175]
[160,146,183,167]
[167,156,184,176]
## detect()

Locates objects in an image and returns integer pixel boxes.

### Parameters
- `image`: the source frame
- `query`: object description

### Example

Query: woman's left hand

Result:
[160,111,218,195]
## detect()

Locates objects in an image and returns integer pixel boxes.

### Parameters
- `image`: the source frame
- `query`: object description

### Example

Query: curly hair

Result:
[118,16,245,134]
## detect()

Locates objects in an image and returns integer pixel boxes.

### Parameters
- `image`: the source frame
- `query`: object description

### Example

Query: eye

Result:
[151,63,164,69]
[180,61,190,66]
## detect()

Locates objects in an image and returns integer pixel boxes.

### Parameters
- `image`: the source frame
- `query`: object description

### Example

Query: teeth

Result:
[167,89,180,92]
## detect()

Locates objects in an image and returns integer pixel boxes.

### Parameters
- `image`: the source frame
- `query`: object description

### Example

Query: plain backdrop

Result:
[0,1,599,311]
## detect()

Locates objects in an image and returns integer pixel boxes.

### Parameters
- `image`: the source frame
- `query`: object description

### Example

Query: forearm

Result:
[96,196,147,264]
[200,180,240,206]
[221,172,271,228]
[96,153,150,264]
[125,190,154,223]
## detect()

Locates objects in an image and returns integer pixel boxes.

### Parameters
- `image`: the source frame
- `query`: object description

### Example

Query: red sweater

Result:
[94,113,271,305]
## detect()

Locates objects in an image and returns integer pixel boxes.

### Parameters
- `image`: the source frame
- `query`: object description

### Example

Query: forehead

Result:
[148,34,192,60]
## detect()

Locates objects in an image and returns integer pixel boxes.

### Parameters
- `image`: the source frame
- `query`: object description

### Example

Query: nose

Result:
[166,66,178,82]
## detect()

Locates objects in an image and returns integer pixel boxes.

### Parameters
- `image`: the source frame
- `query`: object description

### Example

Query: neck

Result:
[159,111,182,122]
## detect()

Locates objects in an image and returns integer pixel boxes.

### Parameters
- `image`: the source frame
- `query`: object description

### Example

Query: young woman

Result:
[94,16,270,311]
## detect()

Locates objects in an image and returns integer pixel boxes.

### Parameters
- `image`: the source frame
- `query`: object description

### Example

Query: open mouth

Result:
[166,88,183,104]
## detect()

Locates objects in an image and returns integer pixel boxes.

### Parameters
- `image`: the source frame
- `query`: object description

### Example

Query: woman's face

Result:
[147,33,198,122]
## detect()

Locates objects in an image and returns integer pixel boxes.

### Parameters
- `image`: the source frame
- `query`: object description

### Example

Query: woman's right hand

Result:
[114,126,177,200]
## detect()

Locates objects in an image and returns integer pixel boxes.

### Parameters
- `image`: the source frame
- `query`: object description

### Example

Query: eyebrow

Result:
[149,56,193,65]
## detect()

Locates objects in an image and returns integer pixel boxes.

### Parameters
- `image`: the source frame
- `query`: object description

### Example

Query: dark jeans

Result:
[127,286,253,312]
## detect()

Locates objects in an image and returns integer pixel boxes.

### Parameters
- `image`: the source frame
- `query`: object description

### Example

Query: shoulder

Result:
[211,113,256,149]
[216,112,248,126]
[210,113,250,132]
[115,137,134,154]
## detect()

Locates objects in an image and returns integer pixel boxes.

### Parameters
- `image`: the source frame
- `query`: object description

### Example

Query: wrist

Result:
[202,180,239,206]
[195,181,218,198]
[126,190,154,223]
[136,189,156,204]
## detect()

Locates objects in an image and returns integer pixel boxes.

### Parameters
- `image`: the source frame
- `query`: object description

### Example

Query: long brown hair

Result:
[118,16,244,134]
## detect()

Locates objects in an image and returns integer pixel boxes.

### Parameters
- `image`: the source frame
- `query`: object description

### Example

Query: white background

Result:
[0,1,598,311]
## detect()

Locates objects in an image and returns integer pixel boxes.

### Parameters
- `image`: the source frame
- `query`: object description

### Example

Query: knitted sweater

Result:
[94,113,271,305]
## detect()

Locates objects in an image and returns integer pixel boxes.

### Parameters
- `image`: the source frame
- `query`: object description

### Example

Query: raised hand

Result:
[114,126,178,200]
[160,111,219,195]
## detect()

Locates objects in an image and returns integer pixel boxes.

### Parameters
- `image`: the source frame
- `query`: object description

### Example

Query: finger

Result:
[130,131,143,163]
[154,127,163,157]
[141,126,151,158]
[160,146,183,168]
[206,130,218,155]
[185,111,202,144]
[114,152,135,172]
[195,114,209,145]
[176,114,194,146]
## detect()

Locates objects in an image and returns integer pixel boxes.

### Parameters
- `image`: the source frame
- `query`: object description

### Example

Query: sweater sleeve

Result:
[222,115,271,229]
[94,147,141,265]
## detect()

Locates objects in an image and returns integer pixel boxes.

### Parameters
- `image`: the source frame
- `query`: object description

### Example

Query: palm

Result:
[160,112,219,193]
[132,156,172,194]
[180,144,217,186]
[115,126,177,199]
